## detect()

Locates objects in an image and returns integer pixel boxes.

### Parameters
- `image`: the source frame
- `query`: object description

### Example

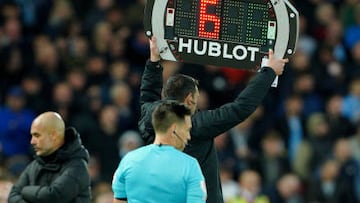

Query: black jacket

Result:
[138,60,276,203]
[8,127,91,203]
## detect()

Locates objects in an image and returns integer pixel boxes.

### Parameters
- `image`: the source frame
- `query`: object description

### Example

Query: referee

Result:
[112,101,207,203]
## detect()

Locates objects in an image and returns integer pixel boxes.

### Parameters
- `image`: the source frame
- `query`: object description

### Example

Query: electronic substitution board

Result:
[144,0,299,70]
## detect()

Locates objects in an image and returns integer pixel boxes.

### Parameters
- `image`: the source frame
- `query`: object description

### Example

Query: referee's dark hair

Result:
[152,101,191,133]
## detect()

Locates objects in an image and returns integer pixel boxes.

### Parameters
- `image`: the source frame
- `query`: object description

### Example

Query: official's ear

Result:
[184,93,193,106]
[169,123,177,135]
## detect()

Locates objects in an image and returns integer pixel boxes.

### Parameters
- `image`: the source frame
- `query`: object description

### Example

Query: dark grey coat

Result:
[8,127,91,203]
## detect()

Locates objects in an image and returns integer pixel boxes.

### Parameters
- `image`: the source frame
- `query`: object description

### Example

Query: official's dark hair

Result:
[164,74,199,101]
[152,101,192,133]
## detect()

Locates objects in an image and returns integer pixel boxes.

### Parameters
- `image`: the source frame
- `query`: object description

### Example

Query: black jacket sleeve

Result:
[8,164,32,203]
[139,60,163,105]
[191,67,276,140]
[20,159,89,203]
[138,60,163,144]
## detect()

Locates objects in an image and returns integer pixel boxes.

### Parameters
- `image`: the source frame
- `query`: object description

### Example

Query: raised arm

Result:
[139,37,163,105]
[138,37,165,144]
[191,50,288,139]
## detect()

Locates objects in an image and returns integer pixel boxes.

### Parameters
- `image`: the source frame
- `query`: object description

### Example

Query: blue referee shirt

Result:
[112,144,207,203]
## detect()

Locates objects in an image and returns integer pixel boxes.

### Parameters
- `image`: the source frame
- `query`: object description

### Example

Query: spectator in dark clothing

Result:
[332,138,359,202]
[8,111,91,203]
[214,132,237,171]
[292,73,324,118]
[21,74,49,114]
[83,0,114,35]
[307,156,357,203]
[138,37,288,203]
[266,173,304,203]
[344,41,360,79]
[324,94,355,140]
[308,138,359,203]
[87,105,122,182]
[50,81,75,122]
[109,81,136,131]
[294,112,334,180]
[275,94,306,163]
[255,130,291,190]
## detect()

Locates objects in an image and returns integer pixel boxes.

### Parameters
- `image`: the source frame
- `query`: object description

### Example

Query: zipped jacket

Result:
[8,127,91,203]
[139,60,276,203]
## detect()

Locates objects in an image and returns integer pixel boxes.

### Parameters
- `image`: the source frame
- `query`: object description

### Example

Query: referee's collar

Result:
[152,143,174,148]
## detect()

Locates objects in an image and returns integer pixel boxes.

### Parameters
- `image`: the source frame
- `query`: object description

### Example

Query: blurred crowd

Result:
[0,0,359,202]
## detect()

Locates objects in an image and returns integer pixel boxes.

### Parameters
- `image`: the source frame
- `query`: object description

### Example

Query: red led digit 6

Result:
[198,0,221,39]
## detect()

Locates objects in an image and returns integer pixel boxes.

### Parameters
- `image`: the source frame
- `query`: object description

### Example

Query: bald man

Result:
[8,112,91,203]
